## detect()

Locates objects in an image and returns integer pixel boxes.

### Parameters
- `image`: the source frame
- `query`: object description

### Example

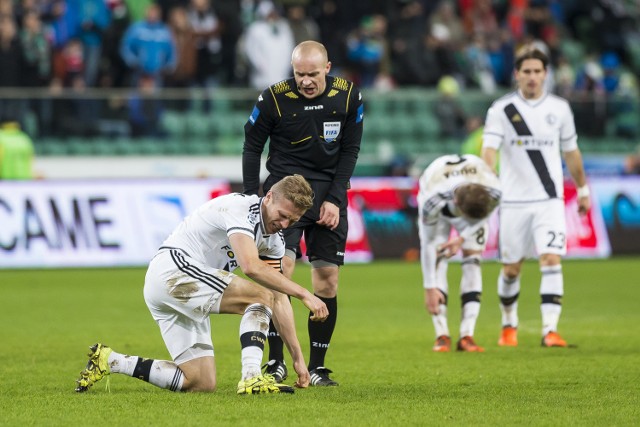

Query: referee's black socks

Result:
[308,295,337,370]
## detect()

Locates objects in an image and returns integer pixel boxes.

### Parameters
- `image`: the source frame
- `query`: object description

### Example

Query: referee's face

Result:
[292,52,331,99]
[515,58,546,100]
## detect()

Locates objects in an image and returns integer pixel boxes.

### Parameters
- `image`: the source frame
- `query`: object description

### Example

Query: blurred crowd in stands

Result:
[1,0,640,146]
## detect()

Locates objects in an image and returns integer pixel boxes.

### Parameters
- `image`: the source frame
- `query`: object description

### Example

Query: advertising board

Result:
[0,179,230,268]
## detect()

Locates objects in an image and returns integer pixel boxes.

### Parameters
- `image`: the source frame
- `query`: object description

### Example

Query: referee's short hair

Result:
[271,174,314,212]
[514,47,549,70]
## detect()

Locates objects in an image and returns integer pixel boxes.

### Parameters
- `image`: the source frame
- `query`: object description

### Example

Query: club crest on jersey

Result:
[546,113,557,125]
[323,121,340,142]
[247,212,258,226]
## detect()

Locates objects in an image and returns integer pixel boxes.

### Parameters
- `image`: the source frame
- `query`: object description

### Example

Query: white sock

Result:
[107,351,138,375]
[541,304,562,336]
[498,272,520,328]
[501,301,519,328]
[432,261,449,339]
[147,360,185,391]
[540,265,563,335]
[239,303,271,380]
[431,304,449,337]
[460,256,482,337]
[460,301,480,337]
[108,351,184,391]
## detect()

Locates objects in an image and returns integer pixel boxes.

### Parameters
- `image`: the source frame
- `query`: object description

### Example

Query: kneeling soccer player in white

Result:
[75,175,328,394]
[417,154,501,352]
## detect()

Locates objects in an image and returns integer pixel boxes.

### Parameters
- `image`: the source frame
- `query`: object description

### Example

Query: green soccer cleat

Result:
[237,374,294,395]
[75,343,113,393]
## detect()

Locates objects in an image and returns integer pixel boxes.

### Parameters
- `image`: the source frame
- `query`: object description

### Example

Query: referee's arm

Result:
[326,90,363,206]
[242,92,274,195]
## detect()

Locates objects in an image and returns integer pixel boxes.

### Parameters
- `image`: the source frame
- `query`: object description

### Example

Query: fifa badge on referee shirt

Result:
[324,121,340,142]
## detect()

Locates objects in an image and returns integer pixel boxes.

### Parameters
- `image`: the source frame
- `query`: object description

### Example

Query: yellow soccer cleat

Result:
[75,343,113,392]
[237,374,294,395]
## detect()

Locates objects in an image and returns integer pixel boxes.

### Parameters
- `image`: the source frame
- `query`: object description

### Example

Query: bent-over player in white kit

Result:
[417,154,501,352]
[75,175,329,394]
[482,47,590,348]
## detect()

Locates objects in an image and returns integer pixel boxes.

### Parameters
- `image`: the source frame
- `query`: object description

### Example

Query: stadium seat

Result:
[67,138,95,155]
[23,110,39,138]
[209,111,233,137]
[108,139,137,155]
[414,113,441,138]
[35,138,67,156]
[185,112,211,137]
[134,138,166,155]
[560,39,586,69]
[161,138,187,155]
[216,135,243,155]
[92,137,120,155]
[161,110,187,137]
[185,138,214,155]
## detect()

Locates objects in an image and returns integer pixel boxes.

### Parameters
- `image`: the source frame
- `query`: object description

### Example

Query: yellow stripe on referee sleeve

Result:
[269,87,282,118]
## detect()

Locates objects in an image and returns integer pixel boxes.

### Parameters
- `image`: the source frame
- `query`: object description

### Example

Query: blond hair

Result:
[271,174,314,212]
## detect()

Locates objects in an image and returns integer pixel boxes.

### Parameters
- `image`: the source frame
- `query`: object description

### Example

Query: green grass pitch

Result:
[1,258,639,426]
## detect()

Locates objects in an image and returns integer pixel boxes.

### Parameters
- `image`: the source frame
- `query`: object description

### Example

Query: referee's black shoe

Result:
[310,367,338,386]
[262,360,288,383]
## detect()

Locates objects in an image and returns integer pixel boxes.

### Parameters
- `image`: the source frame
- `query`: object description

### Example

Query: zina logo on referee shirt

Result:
[323,121,340,142]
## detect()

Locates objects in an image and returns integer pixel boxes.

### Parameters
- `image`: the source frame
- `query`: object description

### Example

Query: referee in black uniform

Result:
[242,41,364,386]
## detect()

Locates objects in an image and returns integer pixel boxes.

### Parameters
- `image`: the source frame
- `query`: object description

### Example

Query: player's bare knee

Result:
[502,264,521,280]
[238,278,275,307]
[253,286,274,308]
[311,264,339,297]
[183,377,217,392]
[539,253,561,266]
[461,249,482,258]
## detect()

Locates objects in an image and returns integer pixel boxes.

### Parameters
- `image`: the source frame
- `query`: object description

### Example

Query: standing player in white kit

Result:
[75,175,329,394]
[482,47,590,348]
[417,154,501,352]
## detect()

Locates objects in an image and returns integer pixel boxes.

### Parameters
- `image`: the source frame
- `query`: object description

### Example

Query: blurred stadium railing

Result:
[1,87,638,176]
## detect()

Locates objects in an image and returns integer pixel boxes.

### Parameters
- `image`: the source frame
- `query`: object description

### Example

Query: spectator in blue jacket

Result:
[71,0,111,86]
[120,2,176,87]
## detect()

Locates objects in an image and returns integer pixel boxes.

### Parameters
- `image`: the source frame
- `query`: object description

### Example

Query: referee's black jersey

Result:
[242,75,364,207]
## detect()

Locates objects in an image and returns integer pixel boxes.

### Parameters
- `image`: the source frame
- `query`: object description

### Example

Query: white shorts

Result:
[499,199,566,264]
[422,217,489,253]
[143,248,236,363]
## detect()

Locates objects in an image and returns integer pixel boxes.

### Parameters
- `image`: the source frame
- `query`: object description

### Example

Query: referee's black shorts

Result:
[264,174,348,266]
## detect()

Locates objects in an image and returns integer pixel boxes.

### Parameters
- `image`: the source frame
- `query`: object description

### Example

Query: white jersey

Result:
[417,154,501,241]
[482,90,578,203]
[160,193,285,271]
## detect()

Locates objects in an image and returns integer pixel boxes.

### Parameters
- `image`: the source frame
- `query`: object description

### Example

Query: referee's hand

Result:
[317,201,339,230]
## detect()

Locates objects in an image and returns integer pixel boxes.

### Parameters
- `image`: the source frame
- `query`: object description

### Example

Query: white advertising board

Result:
[0,179,230,268]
